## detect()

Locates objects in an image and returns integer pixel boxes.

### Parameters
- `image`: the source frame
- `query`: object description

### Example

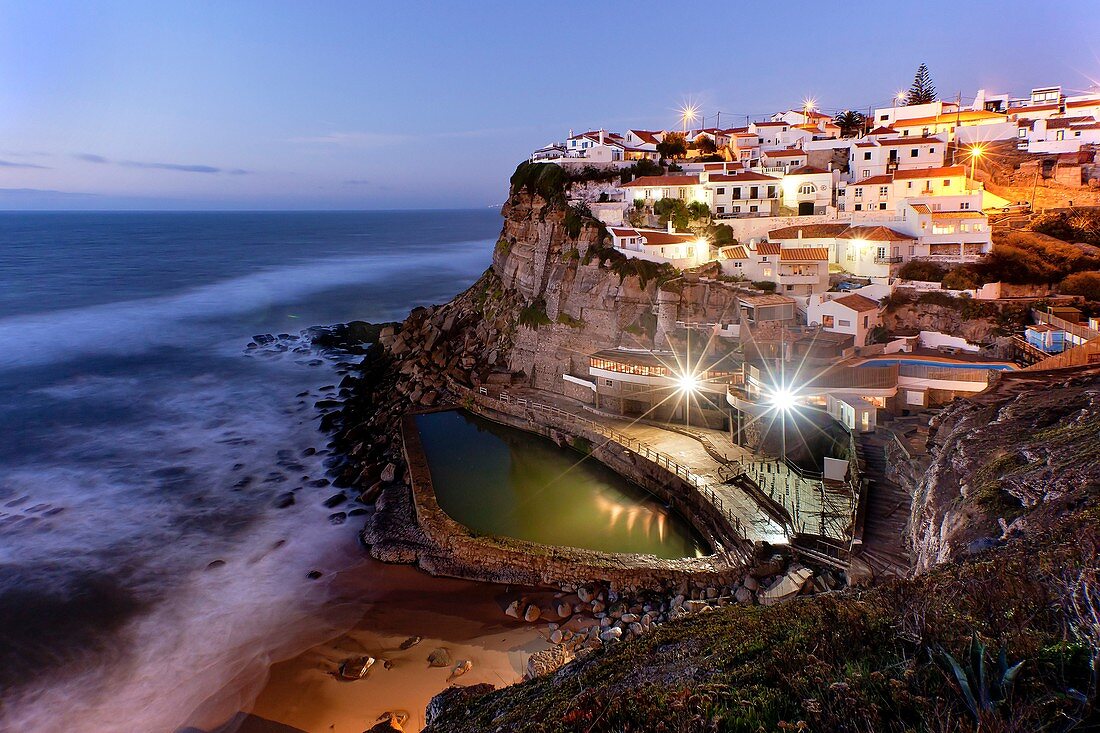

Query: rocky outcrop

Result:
[907,365,1100,572]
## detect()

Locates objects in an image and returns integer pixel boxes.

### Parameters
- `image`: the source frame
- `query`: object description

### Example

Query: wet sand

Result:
[238,553,546,733]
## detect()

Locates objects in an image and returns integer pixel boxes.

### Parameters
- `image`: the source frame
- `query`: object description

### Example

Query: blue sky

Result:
[1,0,1098,210]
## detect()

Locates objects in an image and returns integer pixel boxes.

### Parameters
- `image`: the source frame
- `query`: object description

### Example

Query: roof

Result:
[738,292,797,306]
[709,171,780,182]
[719,245,750,260]
[628,130,662,145]
[753,121,789,128]
[620,175,700,188]
[1066,98,1100,108]
[780,247,829,261]
[1027,324,1059,333]
[832,294,881,312]
[756,242,781,255]
[892,110,1007,127]
[875,136,944,146]
[839,225,916,242]
[634,230,697,246]
[1044,116,1097,129]
[910,203,931,214]
[930,210,985,219]
[610,227,640,237]
[768,223,850,239]
[787,165,830,175]
[851,175,894,186]
[892,165,965,179]
[867,126,897,135]
[762,148,808,157]
[1007,104,1060,114]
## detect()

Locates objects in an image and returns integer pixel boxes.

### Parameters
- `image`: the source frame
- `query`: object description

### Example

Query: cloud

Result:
[73,153,248,175]
[0,159,50,169]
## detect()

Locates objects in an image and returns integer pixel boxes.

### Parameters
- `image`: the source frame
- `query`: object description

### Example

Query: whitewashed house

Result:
[847,136,946,179]
[779,166,838,215]
[620,174,708,206]
[717,241,830,296]
[760,148,809,174]
[807,293,882,346]
[609,225,711,268]
[706,171,781,218]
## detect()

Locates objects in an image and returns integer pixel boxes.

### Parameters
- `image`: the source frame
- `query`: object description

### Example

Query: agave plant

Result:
[936,633,1025,720]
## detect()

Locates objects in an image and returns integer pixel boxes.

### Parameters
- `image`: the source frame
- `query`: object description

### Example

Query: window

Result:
[910,148,918,157]
[879,186,889,196]
[876,246,887,259]
[854,187,863,197]
[838,319,851,327]
[908,246,915,256]
[716,187,725,195]
[863,316,869,328]
[879,114,888,121]
[732,206,741,213]
[879,203,887,210]
[1018,128,1027,138]
[603,378,613,386]
[750,205,759,212]
[929,147,936,153]
[1055,130,1065,141]
[863,152,871,160]
[960,202,970,210]
[716,206,725,214]
[749,186,759,198]
[732,187,742,200]
[854,204,862,211]
[798,184,815,195]
[862,169,870,177]
[767,185,777,198]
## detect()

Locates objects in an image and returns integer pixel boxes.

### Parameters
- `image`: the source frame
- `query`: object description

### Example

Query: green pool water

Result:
[414,410,707,559]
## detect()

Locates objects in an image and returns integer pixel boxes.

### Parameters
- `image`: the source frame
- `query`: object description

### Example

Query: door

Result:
[798,201,814,215]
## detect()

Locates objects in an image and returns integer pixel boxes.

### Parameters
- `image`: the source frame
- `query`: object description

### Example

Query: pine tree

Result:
[906,63,937,105]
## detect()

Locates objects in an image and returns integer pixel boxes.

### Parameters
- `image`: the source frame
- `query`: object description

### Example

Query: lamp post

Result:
[969,145,984,180]
[679,104,699,134]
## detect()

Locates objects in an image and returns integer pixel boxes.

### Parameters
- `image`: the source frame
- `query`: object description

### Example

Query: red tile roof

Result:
[787,165,830,175]
[875,136,944,146]
[768,224,850,239]
[762,148,807,157]
[867,126,897,135]
[780,247,829,261]
[833,294,881,312]
[756,242,781,255]
[1067,99,1100,108]
[636,230,698,246]
[892,165,965,179]
[1007,104,1060,114]
[752,121,789,128]
[709,171,780,182]
[620,174,700,188]
[719,245,750,259]
[851,175,894,186]
[610,227,640,237]
[838,225,916,241]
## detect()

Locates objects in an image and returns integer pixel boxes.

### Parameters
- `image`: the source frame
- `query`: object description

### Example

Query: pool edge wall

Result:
[396,403,752,592]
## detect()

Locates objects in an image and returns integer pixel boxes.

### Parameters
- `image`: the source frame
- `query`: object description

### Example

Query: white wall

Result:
[918,330,980,352]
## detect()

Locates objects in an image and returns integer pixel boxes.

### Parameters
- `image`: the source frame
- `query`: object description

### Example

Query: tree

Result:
[693,135,717,155]
[653,198,690,230]
[687,201,710,220]
[1060,271,1100,300]
[905,63,937,105]
[656,132,687,160]
[833,110,866,137]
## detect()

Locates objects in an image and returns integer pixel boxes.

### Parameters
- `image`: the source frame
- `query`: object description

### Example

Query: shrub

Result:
[752,280,778,292]
[619,159,663,184]
[709,223,735,247]
[1060,271,1100,300]
[653,198,690,230]
[692,136,717,155]
[1031,210,1100,246]
[556,312,585,328]
[687,201,710,220]
[518,299,551,329]
[494,238,512,257]
[943,266,979,290]
[898,259,947,282]
[509,161,568,203]
[656,132,687,159]
[563,203,591,239]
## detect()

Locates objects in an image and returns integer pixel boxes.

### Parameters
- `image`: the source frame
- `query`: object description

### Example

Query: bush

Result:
[943,266,979,290]
[687,201,710,219]
[898,260,947,282]
[653,198,690,230]
[752,280,778,292]
[619,159,663,184]
[563,203,591,239]
[656,131,687,159]
[1060,271,1100,300]
[1031,210,1100,246]
[509,161,568,203]
[710,223,735,247]
[518,299,552,329]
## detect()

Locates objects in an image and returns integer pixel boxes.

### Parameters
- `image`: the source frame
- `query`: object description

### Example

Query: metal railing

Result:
[476,387,754,546]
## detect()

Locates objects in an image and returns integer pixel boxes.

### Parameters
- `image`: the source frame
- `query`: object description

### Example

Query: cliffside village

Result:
[526,83,1100,438]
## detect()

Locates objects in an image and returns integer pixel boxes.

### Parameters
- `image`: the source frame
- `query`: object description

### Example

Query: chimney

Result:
[569,128,574,138]
[668,219,675,234]
[599,129,605,145]
[798,229,803,239]
[828,162,833,172]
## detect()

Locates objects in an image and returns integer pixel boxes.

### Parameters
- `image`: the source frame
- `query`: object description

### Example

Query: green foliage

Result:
[653,198,690,230]
[942,266,980,291]
[510,161,568,203]
[906,62,937,105]
[619,158,663,184]
[556,311,584,328]
[691,135,717,155]
[752,280,777,292]
[897,259,946,283]
[936,633,1025,722]
[563,203,591,239]
[656,132,687,159]
[495,237,513,257]
[709,223,735,247]
[1031,210,1100,246]
[834,109,867,137]
[687,200,710,220]
[517,299,552,329]
[1060,271,1100,300]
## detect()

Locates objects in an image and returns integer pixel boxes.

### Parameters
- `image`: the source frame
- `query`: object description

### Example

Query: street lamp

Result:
[802,97,817,125]
[968,145,985,180]
[679,104,699,133]
[768,384,800,462]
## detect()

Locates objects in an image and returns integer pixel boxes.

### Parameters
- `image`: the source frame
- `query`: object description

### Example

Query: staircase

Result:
[852,432,912,578]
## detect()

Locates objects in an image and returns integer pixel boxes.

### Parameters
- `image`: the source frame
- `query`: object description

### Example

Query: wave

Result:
[0,239,492,371]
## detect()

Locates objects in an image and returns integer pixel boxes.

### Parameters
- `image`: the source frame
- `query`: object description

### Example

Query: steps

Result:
[852,433,913,577]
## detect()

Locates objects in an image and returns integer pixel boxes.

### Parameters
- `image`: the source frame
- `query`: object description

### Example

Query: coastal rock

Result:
[380,463,397,483]
[322,492,346,508]
[599,627,623,642]
[427,648,452,668]
[447,659,472,681]
[425,683,495,727]
[523,604,541,622]
[399,636,422,650]
[525,646,574,680]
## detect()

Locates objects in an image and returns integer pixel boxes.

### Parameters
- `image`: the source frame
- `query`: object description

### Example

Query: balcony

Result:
[874,256,903,264]
[777,272,823,285]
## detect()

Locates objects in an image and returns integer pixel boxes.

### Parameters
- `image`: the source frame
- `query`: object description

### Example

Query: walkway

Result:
[854,432,912,577]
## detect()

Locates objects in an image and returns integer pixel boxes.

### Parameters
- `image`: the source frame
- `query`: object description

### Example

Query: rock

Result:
[425,683,495,728]
[524,604,541,622]
[577,586,593,603]
[271,492,295,509]
[448,659,472,681]
[306,570,323,579]
[399,636,421,650]
[322,493,346,508]
[328,512,347,525]
[590,600,605,614]
[427,648,452,668]
[620,613,639,624]
[556,603,572,619]
[525,646,574,680]
[380,463,397,483]
[743,575,760,591]
[683,600,707,613]
[205,560,226,570]
[735,586,754,605]
[504,600,521,619]
[336,655,375,680]
[599,627,623,642]
[549,629,564,644]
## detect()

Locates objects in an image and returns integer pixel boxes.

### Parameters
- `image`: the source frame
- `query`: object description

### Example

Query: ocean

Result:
[0,210,500,732]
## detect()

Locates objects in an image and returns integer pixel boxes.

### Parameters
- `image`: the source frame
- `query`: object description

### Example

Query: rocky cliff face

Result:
[907,366,1100,573]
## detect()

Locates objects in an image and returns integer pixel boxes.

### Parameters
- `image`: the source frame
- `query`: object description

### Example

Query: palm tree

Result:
[833,110,866,138]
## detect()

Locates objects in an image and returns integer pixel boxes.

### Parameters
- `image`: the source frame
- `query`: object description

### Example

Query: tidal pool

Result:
[415,410,707,559]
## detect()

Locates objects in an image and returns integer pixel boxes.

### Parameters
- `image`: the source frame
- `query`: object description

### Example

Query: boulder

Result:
[504,600,521,619]
[599,627,623,642]
[523,604,541,622]
[425,684,495,727]
[427,648,452,668]
[525,646,574,680]
[380,463,397,483]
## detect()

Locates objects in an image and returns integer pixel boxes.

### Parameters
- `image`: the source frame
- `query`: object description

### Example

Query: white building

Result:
[760,148,809,175]
[779,166,838,215]
[609,226,711,269]
[847,136,946,179]
[707,171,781,218]
[1019,116,1100,154]
[620,174,708,206]
[842,165,976,214]
[807,293,882,346]
[717,242,830,297]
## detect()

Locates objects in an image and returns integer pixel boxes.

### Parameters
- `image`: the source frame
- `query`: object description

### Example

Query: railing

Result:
[898,363,999,384]
[1032,309,1100,344]
[476,387,755,544]
[874,256,903,264]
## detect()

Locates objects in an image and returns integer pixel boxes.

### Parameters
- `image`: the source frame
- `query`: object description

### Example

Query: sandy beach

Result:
[237,551,546,733]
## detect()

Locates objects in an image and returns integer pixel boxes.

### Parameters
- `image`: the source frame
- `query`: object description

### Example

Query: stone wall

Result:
[398,401,752,593]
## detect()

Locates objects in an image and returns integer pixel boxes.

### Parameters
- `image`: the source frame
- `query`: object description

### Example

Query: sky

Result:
[1,0,1098,210]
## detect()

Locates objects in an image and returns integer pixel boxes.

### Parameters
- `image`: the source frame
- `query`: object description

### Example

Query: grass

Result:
[518,299,552,329]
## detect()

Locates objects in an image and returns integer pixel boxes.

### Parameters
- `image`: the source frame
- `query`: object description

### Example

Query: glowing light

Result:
[676,372,701,393]
[768,387,799,412]
[896,91,907,103]
[679,104,699,131]
[970,145,984,158]
[802,97,817,113]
